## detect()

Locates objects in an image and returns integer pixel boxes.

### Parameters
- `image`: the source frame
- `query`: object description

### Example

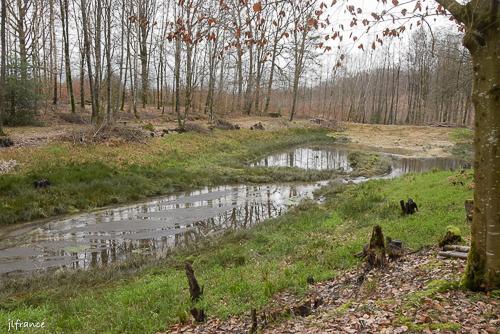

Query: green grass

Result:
[0,170,473,333]
[0,128,338,225]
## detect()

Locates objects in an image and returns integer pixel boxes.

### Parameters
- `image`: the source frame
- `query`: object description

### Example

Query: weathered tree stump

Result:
[250,309,258,334]
[185,261,205,322]
[386,237,404,261]
[367,225,386,268]
[0,137,14,148]
[464,199,473,223]
[33,179,51,189]
[400,198,418,215]
[439,226,463,248]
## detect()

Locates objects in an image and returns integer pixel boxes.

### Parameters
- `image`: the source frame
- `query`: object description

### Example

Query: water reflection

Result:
[254,146,465,178]
[253,147,353,171]
[0,182,325,275]
[0,146,467,276]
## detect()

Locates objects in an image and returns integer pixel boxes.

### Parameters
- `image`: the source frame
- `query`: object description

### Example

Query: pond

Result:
[0,146,467,276]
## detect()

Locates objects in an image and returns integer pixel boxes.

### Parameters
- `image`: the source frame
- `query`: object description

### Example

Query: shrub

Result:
[3,76,41,126]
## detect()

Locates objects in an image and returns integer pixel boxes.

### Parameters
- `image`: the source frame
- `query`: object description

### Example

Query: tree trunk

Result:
[79,51,85,109]
[60,0,76,113]
[105,0,112,123]
[0,0,5,135]
[80,0,98,121]
[139,0,149,109]
[463,26,500,291]
[49,0,57,104]
[94,0,102,122]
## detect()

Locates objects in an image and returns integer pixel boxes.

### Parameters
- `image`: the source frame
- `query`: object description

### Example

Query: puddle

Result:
[0,182,326,275]
[253,146,466,178]
[0,146,467,276]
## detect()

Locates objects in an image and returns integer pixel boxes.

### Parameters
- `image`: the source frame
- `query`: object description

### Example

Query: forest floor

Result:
[168,249,499,334]
[1,110,467,159]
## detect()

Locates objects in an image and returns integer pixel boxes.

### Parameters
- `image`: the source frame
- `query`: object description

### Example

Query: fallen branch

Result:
[438,251,468,259]
[443,245,470,253]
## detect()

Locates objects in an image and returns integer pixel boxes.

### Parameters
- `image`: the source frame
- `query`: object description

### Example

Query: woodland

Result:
[0,0,498,333]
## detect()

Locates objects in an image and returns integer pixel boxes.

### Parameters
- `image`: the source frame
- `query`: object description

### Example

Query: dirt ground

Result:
[341,123,459,158]
[0,111,460,159]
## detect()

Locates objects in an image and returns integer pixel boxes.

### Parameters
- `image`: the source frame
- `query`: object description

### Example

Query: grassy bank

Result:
[0,128,337,225]
[0,170,473,333]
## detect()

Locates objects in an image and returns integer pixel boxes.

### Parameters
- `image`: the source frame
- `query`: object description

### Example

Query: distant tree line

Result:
[0,0,472,129]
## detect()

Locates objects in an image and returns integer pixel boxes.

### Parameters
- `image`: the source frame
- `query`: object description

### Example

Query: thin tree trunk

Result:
[80,0,98,121]
[60,0,76,113]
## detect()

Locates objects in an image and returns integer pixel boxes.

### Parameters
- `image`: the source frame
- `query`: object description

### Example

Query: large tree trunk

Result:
[463,25,500,291]
[0,0,5,135]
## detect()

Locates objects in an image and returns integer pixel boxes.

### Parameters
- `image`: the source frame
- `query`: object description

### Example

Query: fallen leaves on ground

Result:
[165,248,499,334]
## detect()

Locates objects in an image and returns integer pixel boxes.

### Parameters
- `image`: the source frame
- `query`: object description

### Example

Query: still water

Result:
[0,146,466,275]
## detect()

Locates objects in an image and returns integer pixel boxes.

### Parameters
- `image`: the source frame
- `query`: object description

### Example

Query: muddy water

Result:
[0,146,466,276]
[0,182,326,275]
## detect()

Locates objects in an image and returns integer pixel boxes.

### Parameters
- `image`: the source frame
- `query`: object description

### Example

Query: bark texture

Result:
[441,0,500,291]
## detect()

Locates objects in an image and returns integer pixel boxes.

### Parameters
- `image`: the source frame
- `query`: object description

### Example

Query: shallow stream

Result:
[0,146,466,275]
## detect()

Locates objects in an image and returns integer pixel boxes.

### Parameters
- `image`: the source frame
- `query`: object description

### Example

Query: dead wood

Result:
[250,309,257,334]
[386,237,404,261]
[0,137,14,148]
[185,261,205,322]
[366,225,386,268]
[464,199,473,223]
[210,119,240,130]
[443,245,470,253]
[438,251,468,259]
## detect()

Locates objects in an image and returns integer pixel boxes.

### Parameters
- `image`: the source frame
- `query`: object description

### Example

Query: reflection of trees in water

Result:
[257,147,351,171]
[70,197,288,269]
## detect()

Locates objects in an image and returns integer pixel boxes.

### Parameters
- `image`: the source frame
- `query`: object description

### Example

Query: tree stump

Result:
[464,199,473,223]
[367,225,386,268]
[250,309,258,334]
[438,226,463,248]
[0,137,14,148]
[386,237,404,261]
[185,261,205,322]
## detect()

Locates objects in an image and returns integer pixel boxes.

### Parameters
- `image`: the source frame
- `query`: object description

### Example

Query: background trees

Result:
[0,0,474,127]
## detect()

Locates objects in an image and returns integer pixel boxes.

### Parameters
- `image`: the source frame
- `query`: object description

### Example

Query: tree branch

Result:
[435,0,468,24]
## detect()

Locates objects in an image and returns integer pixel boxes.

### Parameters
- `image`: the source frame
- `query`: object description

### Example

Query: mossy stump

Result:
[367,225,386,268]
[439,226,463,248]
